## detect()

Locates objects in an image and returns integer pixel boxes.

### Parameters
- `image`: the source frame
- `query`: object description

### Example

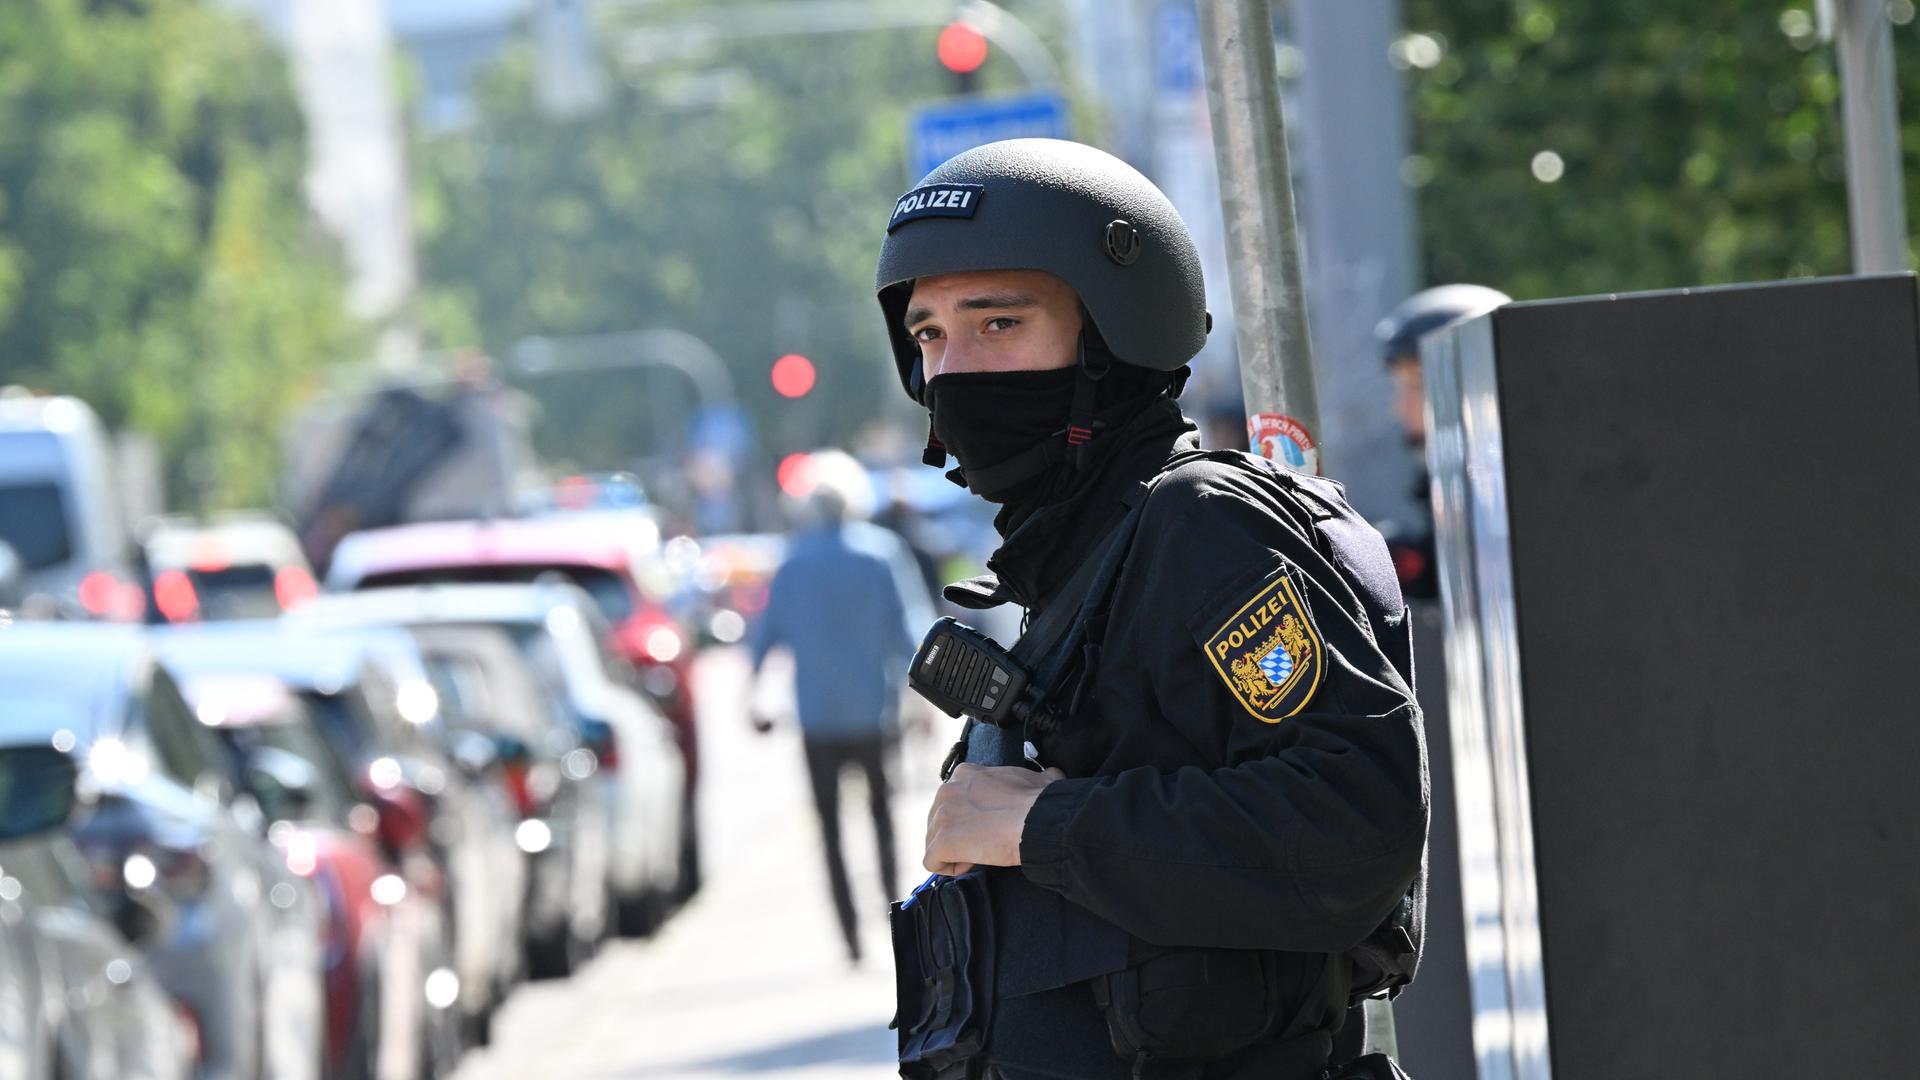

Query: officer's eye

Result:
[912,326,943,343]
[983,317,1018,333]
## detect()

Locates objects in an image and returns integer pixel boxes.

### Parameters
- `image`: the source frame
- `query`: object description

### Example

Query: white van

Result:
[0,392,139,617]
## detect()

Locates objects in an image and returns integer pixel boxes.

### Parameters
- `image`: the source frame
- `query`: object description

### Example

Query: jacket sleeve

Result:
[746,561,791,673]
[1017,473,1427,953]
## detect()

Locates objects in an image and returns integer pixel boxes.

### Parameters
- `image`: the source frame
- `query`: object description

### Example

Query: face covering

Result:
[924,367,1078,501]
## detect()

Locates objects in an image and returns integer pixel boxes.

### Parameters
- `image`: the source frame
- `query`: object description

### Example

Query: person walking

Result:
[748,450,927,964]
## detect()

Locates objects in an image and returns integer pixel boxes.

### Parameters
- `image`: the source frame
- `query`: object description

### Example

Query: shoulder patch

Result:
[1201,571,1323,723]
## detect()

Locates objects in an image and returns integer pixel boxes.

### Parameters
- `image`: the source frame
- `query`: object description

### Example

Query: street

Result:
[451,646,950,1080]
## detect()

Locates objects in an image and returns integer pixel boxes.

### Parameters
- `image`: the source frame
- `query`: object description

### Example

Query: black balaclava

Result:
[923,367,1077,504]
[921,318,1182,506]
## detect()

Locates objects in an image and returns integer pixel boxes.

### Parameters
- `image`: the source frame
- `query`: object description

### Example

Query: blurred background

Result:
[1,1,1916,1077]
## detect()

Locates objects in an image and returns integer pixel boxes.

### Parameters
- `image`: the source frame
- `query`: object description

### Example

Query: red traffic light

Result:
[771,353,816,398]
[937,22,988,75]
[776,452,816,497]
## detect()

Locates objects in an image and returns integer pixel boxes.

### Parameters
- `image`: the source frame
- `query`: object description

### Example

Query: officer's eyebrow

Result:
[903,292,1039,330]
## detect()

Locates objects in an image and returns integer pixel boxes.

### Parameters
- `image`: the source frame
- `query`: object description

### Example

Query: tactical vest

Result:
[943,451,1425,1056]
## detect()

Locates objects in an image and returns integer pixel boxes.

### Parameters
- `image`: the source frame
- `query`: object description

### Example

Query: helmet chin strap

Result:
[923,331,1107,499]
[1065,329,1108,471]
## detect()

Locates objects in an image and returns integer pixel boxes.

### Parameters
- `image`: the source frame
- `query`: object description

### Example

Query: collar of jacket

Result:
[981,396,1198,611]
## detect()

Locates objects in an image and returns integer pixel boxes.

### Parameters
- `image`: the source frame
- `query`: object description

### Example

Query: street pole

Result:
[509,329,737,408]
[1198,0,1393,1056]
[1197,0,1325,476]
[1832,0,1910,273]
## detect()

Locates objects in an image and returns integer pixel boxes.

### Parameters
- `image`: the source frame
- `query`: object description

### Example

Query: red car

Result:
[324,514,701,799]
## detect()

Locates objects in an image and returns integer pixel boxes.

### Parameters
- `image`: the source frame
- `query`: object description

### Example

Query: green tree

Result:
[0,0,361,510]
[410,0,1078,471]
[1397,0,1902,299]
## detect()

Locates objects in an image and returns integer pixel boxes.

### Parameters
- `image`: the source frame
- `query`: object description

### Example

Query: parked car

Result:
[154,621,515,1062]
[523,472,649,515]
[296,584,684,938]
[679,532,785,646]
[0,743,192,1080]
[323,515,702,892]
[409,622,613,967]
[171,670,439,1080]
[0,392,142,621]
[293,589,619,964]
[141,515,319,624]
[0,622,325,1080]
[311,625,531,1030]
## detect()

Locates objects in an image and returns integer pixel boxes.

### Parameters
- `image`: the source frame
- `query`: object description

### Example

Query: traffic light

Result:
[776,452,815,497]
[770,353,816,398]
[937,21,987,95]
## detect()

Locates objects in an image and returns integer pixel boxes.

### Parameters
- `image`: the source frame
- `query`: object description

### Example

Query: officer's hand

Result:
[923,763,1066,876]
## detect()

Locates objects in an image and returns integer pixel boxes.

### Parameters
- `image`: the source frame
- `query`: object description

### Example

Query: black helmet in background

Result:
[1374,284,1511,366]
[875,138,1208,402]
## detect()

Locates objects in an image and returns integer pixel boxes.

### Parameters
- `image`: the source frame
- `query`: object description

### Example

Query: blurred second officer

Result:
[877,140,1427,1079]
[1373,283,1510,600]
[748,450,925,964]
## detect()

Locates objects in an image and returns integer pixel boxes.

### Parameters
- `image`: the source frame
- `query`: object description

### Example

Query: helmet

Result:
[1374,284,1511,365]
[875,139,1207,402]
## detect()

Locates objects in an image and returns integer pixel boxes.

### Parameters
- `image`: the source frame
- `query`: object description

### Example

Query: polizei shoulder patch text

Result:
[887,184,985,232]
[1202,572,1323,723]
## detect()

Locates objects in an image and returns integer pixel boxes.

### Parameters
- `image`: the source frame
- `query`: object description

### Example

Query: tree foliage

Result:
[0,0,360,510]
[1399,0,1920,299]
[410,0,1075,469]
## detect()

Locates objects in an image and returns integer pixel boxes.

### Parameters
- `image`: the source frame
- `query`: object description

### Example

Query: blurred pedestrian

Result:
[747,450,926,964]
[877,139,1428,1079]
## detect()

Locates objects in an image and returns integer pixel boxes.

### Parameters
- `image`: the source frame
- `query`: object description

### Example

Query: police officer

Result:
[1373,284,1510,599]
[877,139,1428,1079]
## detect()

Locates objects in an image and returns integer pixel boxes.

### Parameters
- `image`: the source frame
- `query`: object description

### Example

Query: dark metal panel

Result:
[1487,274,1920,1078]
[1425,312,1550,1080]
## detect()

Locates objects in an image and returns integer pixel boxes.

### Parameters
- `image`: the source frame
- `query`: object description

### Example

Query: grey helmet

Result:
[875,138,1208,403]
[1374,284,1511,365]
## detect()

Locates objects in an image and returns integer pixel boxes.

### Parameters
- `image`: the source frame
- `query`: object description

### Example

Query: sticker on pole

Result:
[1249,413,1320,474]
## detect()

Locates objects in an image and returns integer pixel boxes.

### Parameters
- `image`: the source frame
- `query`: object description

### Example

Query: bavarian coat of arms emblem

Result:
[1202,572,1323,723]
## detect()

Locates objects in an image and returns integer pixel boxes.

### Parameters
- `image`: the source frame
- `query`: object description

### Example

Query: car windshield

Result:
[499,625,588,727]
[360,564,634,622]
[184,563,281,619]
[300,688,380,767]
[0,481,74,570]
[212,716,357,824]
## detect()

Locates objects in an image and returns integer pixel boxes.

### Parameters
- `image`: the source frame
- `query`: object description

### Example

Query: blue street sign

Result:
[689,404,753,458]
[1153,3,1202,95]
[906,91,1070,181]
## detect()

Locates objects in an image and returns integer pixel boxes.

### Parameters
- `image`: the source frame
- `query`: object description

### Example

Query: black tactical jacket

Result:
[951,396,1428,1058]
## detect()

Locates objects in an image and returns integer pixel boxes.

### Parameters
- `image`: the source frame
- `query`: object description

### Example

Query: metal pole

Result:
[1199,0,1396,1057]
[1197,0,1325,475]
[1833,0,1910,273]
[509,329,737,406]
